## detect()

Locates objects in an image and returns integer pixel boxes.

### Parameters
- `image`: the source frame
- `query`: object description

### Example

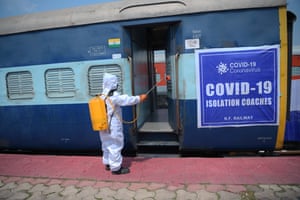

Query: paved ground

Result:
[0,154,300,199]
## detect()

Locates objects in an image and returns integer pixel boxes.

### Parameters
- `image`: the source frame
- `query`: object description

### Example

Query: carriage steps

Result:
[136,122,180,156]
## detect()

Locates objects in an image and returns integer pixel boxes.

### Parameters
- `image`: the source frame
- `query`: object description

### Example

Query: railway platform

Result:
[0,154,300,199]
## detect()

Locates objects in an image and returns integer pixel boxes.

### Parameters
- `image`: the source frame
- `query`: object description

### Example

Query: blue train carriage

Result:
[0,0,291,154]
[285,53,300,147]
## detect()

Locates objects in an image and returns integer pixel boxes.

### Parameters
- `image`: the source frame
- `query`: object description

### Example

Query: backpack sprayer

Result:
[146,75,171,95]
[88,75,171,131]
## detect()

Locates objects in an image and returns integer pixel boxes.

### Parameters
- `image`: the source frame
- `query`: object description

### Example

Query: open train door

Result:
[127,22,180,155]
[166,23,182,135]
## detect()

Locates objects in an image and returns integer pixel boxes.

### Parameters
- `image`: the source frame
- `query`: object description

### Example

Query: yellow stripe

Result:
[276,7,288,149]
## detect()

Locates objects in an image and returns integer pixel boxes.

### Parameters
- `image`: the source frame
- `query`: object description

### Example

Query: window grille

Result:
[88,65,122,96]
[45,68,76,98]
[6,71,34,99]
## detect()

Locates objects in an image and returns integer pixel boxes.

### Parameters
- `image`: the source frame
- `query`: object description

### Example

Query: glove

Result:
[139,94,147,102]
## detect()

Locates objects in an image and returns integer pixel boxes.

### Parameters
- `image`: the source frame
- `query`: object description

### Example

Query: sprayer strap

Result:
[101,94,139,125]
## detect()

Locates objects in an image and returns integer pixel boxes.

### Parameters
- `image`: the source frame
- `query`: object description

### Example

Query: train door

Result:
[127,23,180,154]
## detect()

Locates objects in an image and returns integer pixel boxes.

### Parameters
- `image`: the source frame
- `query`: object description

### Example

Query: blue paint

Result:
[0,7,282,152]
[173,8,279,54]
[0,23,123,67]
[0,104,136,152]
[0,8,279,67]
[177,99,277,150]
[285,111,300,142]
[0,100,277,152]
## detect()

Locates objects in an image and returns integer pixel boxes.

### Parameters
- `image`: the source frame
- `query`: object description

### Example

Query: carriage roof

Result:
[0,0,286,35]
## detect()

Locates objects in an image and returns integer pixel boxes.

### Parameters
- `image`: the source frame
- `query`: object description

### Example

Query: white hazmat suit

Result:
[99,73,146,174]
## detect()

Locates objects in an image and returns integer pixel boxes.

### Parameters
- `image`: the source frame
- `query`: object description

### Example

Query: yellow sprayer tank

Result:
[88,95,108,131]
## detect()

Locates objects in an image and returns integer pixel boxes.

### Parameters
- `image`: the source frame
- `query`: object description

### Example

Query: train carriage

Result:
[0,0,294,155]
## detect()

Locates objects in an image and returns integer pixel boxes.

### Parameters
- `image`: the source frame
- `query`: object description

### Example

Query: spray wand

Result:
[146,75,171,95]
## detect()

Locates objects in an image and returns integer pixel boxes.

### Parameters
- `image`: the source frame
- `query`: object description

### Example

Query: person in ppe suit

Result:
[100,73,147,175]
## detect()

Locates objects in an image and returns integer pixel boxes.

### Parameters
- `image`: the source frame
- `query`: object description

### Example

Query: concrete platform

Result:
[0,154,299,185]
[0,154,300,199]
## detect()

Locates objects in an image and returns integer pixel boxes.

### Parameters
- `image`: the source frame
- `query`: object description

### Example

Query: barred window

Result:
[45,68,76,98]
[88,65,122,96]
[6,71,34,99]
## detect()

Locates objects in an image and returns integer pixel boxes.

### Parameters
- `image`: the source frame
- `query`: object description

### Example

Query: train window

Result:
[88,64,122,96]
[45,68,76,98]
[6,71,34,100]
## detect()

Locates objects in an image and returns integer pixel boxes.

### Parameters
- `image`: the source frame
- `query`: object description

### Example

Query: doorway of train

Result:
[125,22,180,155]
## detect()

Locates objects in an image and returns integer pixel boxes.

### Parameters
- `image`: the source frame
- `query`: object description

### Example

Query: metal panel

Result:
[0,0,286,35]
[45,68,76,98]
[6,71,34,99]
[88,64,122,96]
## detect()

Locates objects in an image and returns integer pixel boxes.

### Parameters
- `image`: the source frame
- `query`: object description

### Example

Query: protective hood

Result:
[102,73,118,96]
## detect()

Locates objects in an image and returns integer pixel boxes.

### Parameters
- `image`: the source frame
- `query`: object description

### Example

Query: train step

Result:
[137,122,179,154]
[137,132,180,154]
[136,140,180,154]
[137,132,178,142]
[138,122,174,133]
